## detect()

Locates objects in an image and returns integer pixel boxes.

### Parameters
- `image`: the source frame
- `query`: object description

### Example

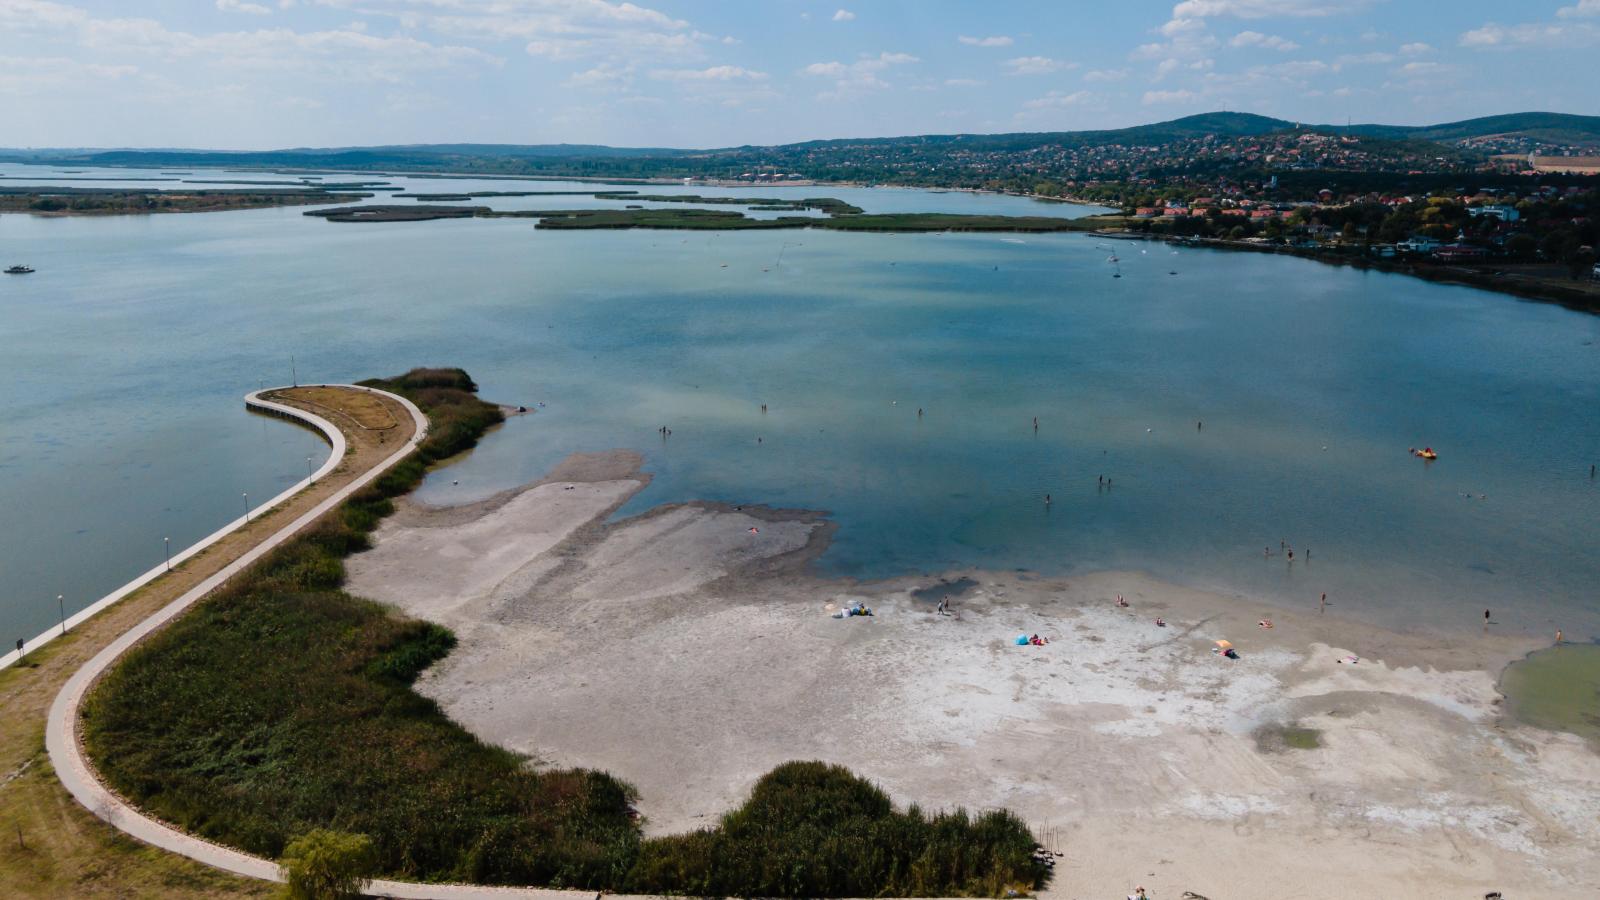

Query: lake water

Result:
[2,164,1597,644]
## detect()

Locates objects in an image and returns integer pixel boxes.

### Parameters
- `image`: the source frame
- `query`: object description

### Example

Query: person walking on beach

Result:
[1320,592,1326,613]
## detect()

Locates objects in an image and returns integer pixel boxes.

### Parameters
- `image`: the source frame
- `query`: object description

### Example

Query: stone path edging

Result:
[41,385,601,899]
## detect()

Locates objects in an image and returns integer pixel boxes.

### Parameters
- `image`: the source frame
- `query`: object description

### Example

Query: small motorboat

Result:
[4,265,34,274]
[1411,447,1438,460]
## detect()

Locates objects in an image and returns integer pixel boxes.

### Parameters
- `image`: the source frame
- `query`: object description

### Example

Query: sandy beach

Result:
[345,451,1600,899]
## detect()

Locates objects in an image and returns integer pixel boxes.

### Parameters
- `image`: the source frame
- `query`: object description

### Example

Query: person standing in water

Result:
[1320,592,1326,613]
[1044,493,1052,506]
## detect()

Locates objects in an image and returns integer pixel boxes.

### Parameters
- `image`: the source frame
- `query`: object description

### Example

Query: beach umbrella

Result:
[1214,639,1234,651]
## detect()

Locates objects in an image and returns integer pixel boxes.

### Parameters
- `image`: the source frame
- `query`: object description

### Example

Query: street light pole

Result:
[306,455,315,484]
[242,492,250,522]
[57,594,66,635]
[164,537,171,572]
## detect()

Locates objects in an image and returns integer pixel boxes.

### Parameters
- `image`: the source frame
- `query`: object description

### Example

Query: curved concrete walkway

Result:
[42,385,589,900]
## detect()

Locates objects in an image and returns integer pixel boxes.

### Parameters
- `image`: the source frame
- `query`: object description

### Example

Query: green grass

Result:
[1254,723,1323,752]
[81,367,1045,896]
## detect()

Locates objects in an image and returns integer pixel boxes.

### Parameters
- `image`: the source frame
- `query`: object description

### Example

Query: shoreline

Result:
[1109,229,1600,315]
[346,453,1600,897]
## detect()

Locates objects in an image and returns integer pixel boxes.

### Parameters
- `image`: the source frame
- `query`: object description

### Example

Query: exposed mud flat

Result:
[346,451,1600,899]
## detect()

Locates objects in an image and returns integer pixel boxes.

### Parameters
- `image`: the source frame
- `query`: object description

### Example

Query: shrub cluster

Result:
[83,369,1047,896]
[629,761,1043,897]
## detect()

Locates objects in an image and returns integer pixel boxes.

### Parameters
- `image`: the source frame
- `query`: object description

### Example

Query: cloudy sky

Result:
[2,0,1597,149]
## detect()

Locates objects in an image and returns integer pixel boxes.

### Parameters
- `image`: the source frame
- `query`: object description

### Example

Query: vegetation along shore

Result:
[78,368,1046,897]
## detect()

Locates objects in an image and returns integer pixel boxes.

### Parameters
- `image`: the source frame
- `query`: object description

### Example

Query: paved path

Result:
[42,385,597,900]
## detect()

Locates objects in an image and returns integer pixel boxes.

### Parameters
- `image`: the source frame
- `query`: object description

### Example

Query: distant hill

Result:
[1341,112,1600,145]
[4,111,1596,180]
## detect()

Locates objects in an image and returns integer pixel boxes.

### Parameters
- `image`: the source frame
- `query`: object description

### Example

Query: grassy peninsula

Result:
[306,200,1125,233]
[81,368,1045,896]
[0,187,368,215]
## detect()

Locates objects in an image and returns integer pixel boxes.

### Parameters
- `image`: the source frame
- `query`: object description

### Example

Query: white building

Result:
[1471,204,1521,222]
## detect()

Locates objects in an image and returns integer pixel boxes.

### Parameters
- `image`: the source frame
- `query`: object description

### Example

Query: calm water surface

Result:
[2,166,1597,644]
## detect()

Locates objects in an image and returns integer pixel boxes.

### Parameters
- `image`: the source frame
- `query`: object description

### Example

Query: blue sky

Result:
[2,0,1597,149]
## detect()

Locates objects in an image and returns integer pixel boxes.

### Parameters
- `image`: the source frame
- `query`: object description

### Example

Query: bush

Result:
[278,829,378,900]
[625,762,1045,897]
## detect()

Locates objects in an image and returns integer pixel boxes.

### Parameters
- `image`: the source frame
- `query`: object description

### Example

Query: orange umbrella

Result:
[1214,639,1234,651]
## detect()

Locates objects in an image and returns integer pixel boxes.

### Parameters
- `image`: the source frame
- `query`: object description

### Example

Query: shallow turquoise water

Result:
[2,167,1597,644]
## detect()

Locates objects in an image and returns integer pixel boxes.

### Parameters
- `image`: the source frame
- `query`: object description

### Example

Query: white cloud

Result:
[0,55,135,95]
[832,9,855,22]
[944,77,984,86]
[1142,88,1199,104]
[1461,20,1600,48]
[565,62,634,90]
[1398,41,1432,54]
[1155,56,1214,80]
[1335,51,1394,65]
[801,50,918,98]
[0,1,501,83]
[803,61,847,77]
[651,65,767,81]
[1558,0,1600,18]
[1022,89,1091,109]
[307,0,718,63]
[1082,67,1130,82]
[1230,30,1299,51]
[216,0,272,15]
[1003,55,1075,75]
[1172,0,1371,18]
[958,35,1013,47]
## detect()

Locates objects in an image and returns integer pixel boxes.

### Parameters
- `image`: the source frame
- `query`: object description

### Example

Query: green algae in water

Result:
[1501,644,1600,746]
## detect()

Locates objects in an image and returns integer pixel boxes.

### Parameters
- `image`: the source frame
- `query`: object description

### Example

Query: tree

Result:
[1505,233,1538,260]
[278,830,378,900]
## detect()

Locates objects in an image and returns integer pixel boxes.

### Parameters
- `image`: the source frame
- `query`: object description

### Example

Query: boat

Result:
[1411,447,1438,460]
[5,265,35,274]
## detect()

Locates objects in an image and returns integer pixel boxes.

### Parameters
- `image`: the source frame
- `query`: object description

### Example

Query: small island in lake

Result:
[0,187,370,216]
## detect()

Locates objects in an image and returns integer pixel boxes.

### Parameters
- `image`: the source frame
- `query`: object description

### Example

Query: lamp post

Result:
[164,537,171,572]
[306,456,315,484]
[242,492,250,522]
[57,594,66,636]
